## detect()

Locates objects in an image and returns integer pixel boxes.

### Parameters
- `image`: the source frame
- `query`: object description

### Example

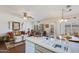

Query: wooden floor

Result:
[0,41,25,53]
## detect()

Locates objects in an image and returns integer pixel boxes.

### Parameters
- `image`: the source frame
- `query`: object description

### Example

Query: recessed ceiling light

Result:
[66,5,71,8]
[69,9,72,11]
[73,17,76,19]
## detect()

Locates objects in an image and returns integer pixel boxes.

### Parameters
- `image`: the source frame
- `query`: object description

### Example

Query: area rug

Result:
[5,41,25,49]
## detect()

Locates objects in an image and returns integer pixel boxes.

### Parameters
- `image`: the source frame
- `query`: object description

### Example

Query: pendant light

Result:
[59,5,72,23]
[23,12,27,19]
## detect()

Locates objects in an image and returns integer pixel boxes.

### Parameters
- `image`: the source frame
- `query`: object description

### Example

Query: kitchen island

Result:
[25,36,79,53]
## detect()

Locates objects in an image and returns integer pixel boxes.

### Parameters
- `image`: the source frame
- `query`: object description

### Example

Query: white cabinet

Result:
[25,39,54,53]
[25,40,35,53]
[14,36,22,43]
[24,35,28,40]
[35,44,55,53]
[14,35,27,43]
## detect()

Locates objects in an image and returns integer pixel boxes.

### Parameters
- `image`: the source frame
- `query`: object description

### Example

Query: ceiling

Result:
[0,5,79,21]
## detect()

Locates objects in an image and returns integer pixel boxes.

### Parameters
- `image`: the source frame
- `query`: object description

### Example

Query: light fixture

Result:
[59,5,72,36]
[66,5,71,9]
[59,19,64,23]
[23,12,27,19]
[66,5,72,11]
[73,16,76,19]
[23,17,27,19]
[64,19,68,22]
[23,11,33,20]
[59,8,64,23]
[59,5,72,23]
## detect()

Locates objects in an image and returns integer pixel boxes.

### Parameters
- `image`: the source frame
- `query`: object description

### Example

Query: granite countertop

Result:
[25,36,79,53]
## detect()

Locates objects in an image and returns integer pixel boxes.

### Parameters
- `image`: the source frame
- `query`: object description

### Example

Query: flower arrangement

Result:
[7,32,14,40]
[64,33,72,40]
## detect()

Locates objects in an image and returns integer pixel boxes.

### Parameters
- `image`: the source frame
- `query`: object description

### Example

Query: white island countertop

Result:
[25,36,79,53]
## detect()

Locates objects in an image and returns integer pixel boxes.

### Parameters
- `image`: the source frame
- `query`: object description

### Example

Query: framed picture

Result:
[12,22,20,31]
